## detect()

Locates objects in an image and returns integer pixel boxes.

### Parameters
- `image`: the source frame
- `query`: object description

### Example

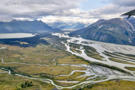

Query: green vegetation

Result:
[55,72,86,81]
[69,43,82,54]
[57,55,89,65]
[69,43,81,49]
[20,81,33,88]
[81,80,135,90]
[117,53,135,60]
[84,46,103,60]
[110,58,135,65]
[0,36,135,89]
[0,44,68,65]
[104,51,135,65]
[125,67,135,71]
[0,73,55,90]
[91,62,132,75]
[0,42,89,88]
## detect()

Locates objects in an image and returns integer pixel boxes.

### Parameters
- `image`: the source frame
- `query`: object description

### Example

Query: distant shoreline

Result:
[0,33,35,39]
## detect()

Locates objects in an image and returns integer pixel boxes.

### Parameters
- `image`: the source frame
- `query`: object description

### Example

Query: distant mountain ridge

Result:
[0,20,60,33]
[70,18,135,45]
[48,22,86,31]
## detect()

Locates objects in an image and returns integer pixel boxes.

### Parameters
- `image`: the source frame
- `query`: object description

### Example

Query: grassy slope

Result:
[0,37,135,89]
[0,43,89,88]
[0,72,55,90]
[82,80,135,90]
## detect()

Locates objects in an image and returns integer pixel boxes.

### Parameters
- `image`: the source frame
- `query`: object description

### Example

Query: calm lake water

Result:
[0,33,35,39]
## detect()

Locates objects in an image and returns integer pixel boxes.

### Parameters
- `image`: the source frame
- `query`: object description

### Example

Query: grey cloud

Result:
[0,0,135,23]
[0,0,82,21]
[88,0,135,20]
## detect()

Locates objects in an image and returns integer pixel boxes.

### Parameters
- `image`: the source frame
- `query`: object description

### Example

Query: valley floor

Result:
[0,33,135,90]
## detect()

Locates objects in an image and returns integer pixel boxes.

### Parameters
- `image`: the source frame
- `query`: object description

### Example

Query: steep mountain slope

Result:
[128,17,135,28]
[70,18,135,45]
[0,20,59,33]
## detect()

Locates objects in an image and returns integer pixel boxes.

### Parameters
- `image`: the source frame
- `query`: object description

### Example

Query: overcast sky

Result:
[0,0,135,23]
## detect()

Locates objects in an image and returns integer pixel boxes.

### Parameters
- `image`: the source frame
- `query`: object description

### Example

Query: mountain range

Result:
[48,22,86,31]
[0,20,60,33]
[1,18,135,46]
[70,18,135,45]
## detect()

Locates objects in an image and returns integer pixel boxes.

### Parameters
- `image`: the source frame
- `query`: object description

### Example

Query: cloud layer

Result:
[0,0,82,21]
[0,0,135,23]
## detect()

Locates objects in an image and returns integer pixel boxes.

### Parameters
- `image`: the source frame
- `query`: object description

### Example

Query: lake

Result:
[0,33,35,39]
